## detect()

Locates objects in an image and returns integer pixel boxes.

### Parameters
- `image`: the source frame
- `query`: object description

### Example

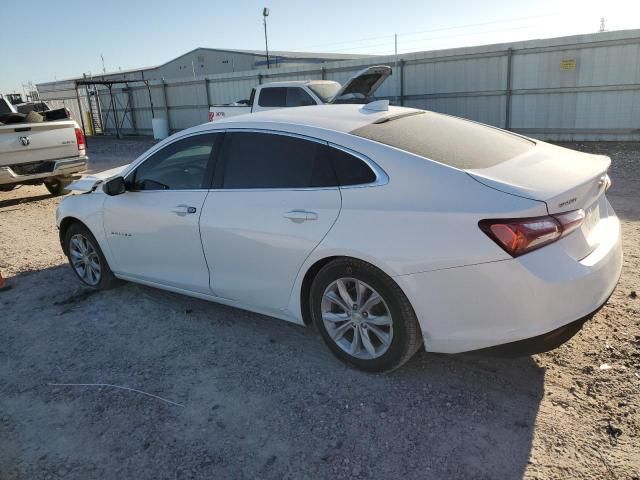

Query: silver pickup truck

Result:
[0,96,88,195]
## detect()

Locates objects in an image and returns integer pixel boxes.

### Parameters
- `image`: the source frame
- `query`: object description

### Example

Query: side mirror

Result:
[103,176,126,196]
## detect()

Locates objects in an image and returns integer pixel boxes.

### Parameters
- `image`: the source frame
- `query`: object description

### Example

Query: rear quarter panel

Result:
[320,138,548,275]
[286,135,549,321]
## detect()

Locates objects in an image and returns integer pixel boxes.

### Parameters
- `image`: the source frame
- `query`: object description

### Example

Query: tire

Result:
[64,223,119,290]
[310,258,422,373]
[45,178,71,196]
[0,184,15,192]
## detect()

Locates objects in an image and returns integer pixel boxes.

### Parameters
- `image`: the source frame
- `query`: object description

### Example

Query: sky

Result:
[2,0,639,94]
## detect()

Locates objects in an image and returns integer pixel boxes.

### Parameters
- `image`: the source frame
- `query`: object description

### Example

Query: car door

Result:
[103,133,220,294]
[199,131,341,311]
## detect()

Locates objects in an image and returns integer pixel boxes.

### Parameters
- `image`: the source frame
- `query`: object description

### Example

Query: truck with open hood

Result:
[208,65,391,122]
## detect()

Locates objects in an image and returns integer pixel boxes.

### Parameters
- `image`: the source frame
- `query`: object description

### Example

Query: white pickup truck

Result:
[209,65,391,122]
[0,96,88,195]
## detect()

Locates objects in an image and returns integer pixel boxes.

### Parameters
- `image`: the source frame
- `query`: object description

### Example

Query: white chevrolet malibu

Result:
[56,103,622,372]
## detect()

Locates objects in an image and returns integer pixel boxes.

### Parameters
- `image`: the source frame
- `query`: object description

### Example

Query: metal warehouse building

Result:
[37,30,640,141]
[36,47,368,136]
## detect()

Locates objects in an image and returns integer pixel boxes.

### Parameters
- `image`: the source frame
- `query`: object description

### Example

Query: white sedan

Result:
[56,103,623,372]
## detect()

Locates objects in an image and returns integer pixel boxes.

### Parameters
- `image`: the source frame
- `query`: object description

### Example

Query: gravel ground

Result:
[0,137,638,479]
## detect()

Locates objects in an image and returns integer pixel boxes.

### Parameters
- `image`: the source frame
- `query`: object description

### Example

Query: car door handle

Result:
[284,210,318,223]
[171,205,197,216]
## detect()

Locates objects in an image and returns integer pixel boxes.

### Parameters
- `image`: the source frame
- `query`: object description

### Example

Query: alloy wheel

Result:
[321,278,393,359]
[69,234,102,286]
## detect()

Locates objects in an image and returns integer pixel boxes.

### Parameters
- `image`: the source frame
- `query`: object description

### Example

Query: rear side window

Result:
[351,111,534,170]
[258,87,286,107]
[220,132,336,189]
[330,147,377,186]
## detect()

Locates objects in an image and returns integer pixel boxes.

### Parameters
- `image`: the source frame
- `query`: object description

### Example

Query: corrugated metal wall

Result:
[38,29,640,141]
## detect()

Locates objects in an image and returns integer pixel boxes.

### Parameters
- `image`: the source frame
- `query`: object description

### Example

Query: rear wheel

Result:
[310,258,422,372]
[44,178,71,196]
[64,223,119,290]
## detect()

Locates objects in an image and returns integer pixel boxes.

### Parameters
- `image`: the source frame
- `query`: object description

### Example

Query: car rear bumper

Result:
[397,210,623,354]
[472,287,614,356]
[0,156,88,185]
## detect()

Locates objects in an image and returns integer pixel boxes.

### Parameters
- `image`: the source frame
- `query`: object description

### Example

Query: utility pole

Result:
[263,7,270,69]
[394,34,399,105]
[599,17,607,32]
[101,53,106,73]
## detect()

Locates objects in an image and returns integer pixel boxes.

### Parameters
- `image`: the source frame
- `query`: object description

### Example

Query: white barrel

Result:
[152,118,169,140]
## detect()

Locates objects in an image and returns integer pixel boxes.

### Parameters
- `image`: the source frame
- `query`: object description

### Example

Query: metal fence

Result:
[38,29,640,141]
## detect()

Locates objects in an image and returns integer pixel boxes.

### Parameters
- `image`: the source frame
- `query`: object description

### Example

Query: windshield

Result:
[308,82,341,103]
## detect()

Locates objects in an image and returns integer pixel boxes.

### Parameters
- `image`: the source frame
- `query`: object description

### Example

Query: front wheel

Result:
[64,223,119,289]
[310,258,423,373]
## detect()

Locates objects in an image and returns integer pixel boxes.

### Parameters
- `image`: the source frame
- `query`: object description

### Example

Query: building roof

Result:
[188,47,371,60]
[37,47,369,87]
[37,66,157,87]
[155,47,369,70]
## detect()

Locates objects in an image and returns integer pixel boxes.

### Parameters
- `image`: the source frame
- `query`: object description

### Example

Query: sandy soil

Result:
[0,138,638,479]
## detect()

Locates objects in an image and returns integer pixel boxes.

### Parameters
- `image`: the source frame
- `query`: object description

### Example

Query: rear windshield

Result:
[351,111,534,169]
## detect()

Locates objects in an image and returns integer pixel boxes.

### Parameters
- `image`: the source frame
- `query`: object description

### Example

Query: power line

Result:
[321,22,545,55]
[295,12,560,51]
[397,24,541,48]
[394,12,558,38]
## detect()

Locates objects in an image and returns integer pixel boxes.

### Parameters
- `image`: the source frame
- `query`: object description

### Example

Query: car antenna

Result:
[361,100,389,112]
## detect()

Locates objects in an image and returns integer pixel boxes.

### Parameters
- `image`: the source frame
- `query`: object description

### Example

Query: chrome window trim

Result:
[222,127,328,146]
[118,189,209,194]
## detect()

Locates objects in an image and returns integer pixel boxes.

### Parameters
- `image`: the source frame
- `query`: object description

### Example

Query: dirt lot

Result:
[0,137,638,480]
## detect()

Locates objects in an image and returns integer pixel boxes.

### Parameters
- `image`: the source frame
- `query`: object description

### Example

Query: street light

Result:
[263,7,270,69]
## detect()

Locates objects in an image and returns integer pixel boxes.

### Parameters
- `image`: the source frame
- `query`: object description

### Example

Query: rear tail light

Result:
[479,209,585,257]
[554,209,585,236]
[75,127,86,155]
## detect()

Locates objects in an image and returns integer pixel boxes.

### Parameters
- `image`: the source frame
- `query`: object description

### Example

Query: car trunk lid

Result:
[467,141,611,259]
[466,142,610,214]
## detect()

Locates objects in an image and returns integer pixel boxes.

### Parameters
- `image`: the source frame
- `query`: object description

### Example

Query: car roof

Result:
[194,104,423,135]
